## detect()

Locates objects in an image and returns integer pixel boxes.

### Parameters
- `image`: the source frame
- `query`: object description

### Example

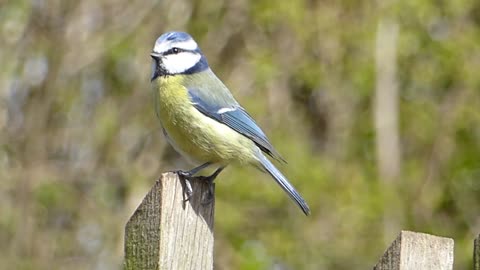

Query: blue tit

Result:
[150,31,310,215]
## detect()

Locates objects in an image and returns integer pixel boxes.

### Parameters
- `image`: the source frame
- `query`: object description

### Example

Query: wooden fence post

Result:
[373,231,454,270]
[475,234,480,270]
[124,172,215,270]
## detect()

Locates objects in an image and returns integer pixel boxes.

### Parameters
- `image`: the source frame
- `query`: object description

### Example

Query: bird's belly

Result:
[159,105,257,166]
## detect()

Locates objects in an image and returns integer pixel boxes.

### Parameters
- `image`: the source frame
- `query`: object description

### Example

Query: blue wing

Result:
[188,88,285,162]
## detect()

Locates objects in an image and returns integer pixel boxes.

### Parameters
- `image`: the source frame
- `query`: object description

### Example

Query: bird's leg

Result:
[197,166,225,205]
[176,162,212,178]
[176,162,212,201]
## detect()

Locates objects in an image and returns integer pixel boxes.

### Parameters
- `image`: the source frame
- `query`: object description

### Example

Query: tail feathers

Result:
[258,154,310,216]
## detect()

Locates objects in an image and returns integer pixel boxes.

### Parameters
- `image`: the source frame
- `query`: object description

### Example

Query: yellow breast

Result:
[152,75,257,166]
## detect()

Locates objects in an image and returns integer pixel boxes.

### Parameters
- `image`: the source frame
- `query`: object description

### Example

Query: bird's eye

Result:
[172,48,179,54]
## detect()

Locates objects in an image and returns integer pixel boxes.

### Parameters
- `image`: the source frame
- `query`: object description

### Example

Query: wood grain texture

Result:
[475,234,480,270]
[124,172,214,270]
[374,231,454,270]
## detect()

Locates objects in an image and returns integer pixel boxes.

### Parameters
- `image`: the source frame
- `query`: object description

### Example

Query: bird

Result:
[149,31,310,215]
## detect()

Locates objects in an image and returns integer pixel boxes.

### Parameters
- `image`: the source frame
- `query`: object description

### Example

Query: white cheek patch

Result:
[162,52,201,74]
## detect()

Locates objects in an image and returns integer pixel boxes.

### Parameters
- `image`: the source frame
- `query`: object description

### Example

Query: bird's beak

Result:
[150,52,161,60]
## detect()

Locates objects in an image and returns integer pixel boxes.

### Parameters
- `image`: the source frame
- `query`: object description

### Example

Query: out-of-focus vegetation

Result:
[1,0,479,269]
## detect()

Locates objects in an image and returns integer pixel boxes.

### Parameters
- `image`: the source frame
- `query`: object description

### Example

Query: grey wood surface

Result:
[374,231,454,270]
[124,172,214,270]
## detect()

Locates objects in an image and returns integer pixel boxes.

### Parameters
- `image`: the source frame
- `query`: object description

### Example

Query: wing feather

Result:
[188,88,285,162]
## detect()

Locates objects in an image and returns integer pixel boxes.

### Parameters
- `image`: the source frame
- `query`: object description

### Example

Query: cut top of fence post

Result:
[374,230,454,270]
[124,172,215,270]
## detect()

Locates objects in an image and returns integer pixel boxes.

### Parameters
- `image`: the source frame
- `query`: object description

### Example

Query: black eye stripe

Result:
[164,47,187,55]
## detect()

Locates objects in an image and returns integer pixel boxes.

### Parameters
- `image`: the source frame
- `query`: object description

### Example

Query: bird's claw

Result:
[175,166,223,204]
[176,170,194,202]
[183,178,194,202]
[197,176,215,205]
[176,170,193,179]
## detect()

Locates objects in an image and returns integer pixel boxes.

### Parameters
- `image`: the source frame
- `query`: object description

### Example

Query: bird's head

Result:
[150,31,209,81]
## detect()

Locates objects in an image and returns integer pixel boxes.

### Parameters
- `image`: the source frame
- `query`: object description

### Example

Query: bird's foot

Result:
[197,167,224,205]
[175,165,225,204]
[196,175,215,205]
[175,170,195,202]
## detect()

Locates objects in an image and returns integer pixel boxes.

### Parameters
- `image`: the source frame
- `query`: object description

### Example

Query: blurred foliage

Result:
[1,0,479,269]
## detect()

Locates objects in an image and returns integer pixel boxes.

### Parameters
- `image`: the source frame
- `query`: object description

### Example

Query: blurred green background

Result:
[1,0,479,269]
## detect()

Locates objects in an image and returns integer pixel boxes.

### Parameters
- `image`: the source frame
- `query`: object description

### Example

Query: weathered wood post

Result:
[475,234,480,270]
[124,172,214,270]
[373,231,454,270]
